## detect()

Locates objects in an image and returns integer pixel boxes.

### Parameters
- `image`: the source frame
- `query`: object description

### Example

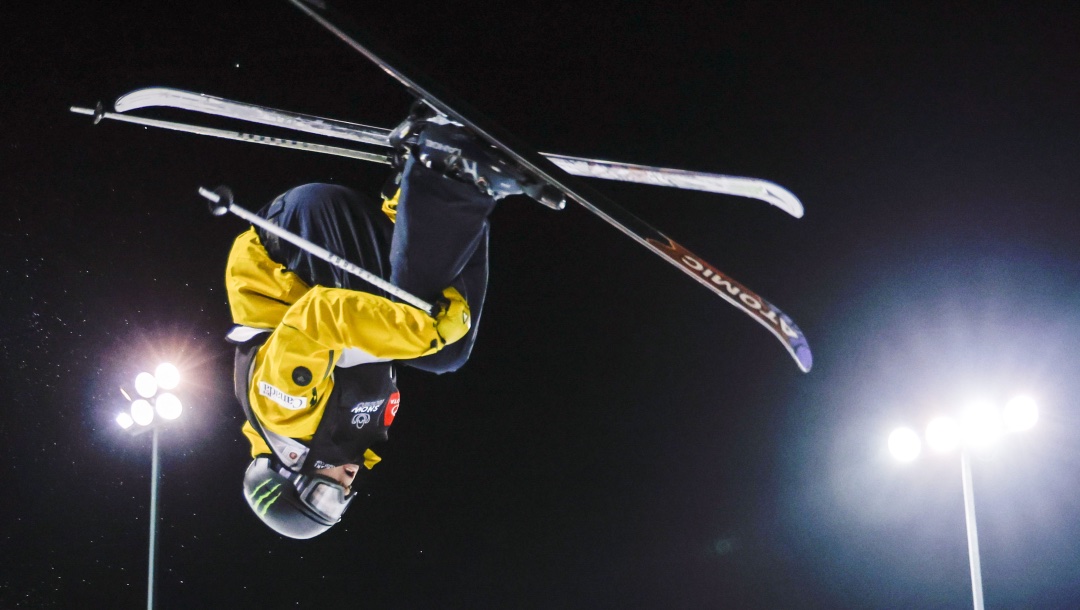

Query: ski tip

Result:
[762,181,804,219]
[794,344,813,373]
[114,87,192,114]
[775,310,812,372]
[115,88,156,113]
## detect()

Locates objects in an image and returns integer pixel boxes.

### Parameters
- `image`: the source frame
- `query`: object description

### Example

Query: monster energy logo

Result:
[248,480,284,516]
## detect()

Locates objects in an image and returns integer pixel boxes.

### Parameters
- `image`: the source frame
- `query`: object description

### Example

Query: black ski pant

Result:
[255,157,496,373]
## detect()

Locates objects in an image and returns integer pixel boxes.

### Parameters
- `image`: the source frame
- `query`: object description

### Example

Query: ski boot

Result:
[390,102,564,208]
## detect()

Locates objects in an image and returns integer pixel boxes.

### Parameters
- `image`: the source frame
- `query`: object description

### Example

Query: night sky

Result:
[5,1,1080,607]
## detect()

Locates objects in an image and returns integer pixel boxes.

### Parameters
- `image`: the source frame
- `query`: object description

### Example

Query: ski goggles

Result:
[297,476,353,523]
[273,462,355,524]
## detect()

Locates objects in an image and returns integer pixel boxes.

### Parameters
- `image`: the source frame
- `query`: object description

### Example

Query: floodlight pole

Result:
[147,426,160,610]
[960,449,985,610]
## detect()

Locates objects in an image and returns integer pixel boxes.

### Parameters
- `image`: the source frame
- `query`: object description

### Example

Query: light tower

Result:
[888,394,1038,610]
[116,362,183,610]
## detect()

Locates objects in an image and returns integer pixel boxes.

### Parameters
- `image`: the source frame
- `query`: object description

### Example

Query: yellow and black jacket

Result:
[224,200,446,467]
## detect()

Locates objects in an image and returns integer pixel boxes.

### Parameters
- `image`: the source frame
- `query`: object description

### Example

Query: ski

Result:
[285,0,812,372]
[75,101,802,220]
[115,87,393,147]
[113,86,804,219]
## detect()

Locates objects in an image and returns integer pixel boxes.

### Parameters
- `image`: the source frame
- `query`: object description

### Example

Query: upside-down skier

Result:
[225,109,529,538]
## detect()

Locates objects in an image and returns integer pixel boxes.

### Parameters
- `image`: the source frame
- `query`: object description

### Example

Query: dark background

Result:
[4,1,1080,607]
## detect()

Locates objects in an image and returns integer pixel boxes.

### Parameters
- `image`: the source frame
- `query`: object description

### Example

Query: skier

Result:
[225,109,527,538]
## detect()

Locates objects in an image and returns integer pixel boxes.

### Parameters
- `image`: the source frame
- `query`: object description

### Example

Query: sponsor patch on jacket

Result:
[258,381,308,411]
[350,400,383,414]
[352,412,371,429]
[384,392,400,426]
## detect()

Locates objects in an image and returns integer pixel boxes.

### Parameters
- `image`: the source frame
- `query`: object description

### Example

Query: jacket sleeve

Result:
[281,285,444,359]
[225,228,311,329]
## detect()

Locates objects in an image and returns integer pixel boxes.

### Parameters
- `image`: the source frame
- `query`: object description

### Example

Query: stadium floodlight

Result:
[154,363,180,391]
[134,372,158,398]
[115,364,186,610]
[131,399,154,426]
[889,394,1038,610]
[888,427,922,462]
[116,412,135,430]
[155,393,183,420]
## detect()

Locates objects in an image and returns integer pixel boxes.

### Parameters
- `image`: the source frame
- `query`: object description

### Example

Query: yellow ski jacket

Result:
[225,199,443,467]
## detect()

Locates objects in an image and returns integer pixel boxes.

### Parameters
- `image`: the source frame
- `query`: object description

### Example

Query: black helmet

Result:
[243,456,355,539]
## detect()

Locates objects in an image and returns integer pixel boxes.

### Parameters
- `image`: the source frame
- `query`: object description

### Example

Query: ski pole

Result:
[71,104,392,165]
[197,185,435,314]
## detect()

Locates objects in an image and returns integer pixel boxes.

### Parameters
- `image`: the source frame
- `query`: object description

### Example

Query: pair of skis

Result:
[71,0,812,372]
[71,88,804,218]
